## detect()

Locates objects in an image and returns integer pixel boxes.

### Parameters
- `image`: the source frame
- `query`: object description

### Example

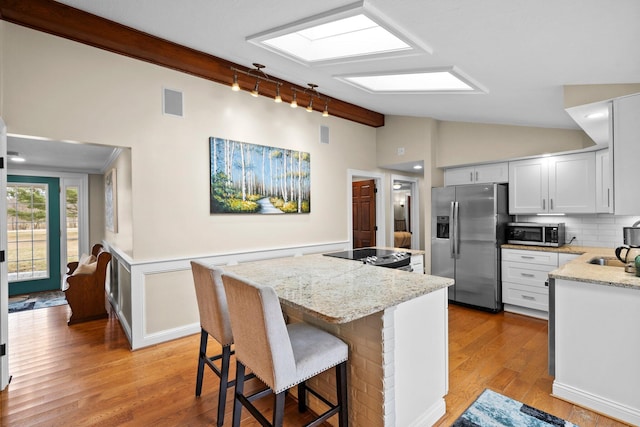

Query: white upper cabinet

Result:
[444,162,508,186]
[595,149,612,213]
[612,94,640,215]
[509,152,596,214]
[508,157,548,213]
[548,152,596,213]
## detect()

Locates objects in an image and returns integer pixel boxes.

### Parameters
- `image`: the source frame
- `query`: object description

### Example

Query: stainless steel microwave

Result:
[506,222,565,247]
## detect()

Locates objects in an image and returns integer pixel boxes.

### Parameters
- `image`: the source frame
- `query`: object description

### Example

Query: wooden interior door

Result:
[352,179,376,248]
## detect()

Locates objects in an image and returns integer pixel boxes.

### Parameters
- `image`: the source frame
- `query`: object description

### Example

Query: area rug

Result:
[8,290,67,313]
[453,389,578,427]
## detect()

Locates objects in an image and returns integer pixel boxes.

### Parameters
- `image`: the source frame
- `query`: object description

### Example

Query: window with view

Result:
[6,183,49,281]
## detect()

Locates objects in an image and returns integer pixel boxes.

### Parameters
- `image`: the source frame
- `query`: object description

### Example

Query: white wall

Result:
[1,22,378,261]
[436,121,592,168]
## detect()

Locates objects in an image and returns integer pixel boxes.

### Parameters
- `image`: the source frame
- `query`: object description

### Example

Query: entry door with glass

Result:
[7,176,61,296]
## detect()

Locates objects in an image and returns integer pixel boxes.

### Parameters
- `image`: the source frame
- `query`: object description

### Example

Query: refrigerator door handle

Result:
[450,201,456,257]
[454,201,460,255]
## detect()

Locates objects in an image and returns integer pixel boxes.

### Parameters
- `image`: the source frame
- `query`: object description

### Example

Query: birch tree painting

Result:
[209,137,311,214]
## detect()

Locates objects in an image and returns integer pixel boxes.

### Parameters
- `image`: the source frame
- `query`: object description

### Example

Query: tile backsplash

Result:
[515,214,640,249]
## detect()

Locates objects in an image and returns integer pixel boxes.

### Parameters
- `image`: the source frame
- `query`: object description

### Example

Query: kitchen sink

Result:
[587,257,626,267]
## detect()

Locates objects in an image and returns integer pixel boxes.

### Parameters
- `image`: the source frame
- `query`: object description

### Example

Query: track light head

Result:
[291,91,297,108]
[274,84,282,103]
[306,98,313,112]
[251,80,260,97]
[231,72,240,91]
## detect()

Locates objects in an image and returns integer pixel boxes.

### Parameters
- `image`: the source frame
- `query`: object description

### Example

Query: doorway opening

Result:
[7,176,61,296]
[7,173,89,297]
[391,174,420,250]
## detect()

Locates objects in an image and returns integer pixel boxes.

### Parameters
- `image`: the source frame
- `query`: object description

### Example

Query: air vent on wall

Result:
[320,125,329,144]
[163,88,184,117]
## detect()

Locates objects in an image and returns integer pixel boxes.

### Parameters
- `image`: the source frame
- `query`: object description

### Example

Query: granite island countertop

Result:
[221,253,453,324]
[502,244,640,290]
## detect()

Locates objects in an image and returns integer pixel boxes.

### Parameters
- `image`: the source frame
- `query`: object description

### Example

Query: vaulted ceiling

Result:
[2,0,640,171]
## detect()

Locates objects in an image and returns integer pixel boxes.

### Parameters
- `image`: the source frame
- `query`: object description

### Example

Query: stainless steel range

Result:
[323,248,412,270]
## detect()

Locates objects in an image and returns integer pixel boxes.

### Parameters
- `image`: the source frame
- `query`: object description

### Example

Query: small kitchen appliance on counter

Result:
[506,222,565,247]
[623,220,640,246]
[324,248,412,270]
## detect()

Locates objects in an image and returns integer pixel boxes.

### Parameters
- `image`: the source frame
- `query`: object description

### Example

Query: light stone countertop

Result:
[502,244,640,290]
[221,253,453,324]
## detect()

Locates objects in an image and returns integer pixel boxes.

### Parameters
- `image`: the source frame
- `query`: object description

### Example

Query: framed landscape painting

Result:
[209,137,310,214]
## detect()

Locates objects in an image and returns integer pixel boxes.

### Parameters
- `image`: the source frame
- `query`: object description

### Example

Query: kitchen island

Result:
[222,252,454,427]
[548,250,640,426]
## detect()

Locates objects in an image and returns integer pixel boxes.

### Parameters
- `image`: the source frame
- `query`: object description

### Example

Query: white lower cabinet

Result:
[501,249,581,318]
[410,254,424,274]
[501,248,561,319]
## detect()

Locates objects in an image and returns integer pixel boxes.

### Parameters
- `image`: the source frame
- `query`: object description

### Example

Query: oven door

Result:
[507,224,544,245]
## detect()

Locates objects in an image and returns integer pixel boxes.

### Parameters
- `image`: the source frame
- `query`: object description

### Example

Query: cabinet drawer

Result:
[502,261,553,288]
[410,255,424,274]
[503,282,548,311]
[502,249,558,266]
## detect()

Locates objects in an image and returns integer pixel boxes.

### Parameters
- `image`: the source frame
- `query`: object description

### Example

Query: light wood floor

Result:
[1,303,629,426]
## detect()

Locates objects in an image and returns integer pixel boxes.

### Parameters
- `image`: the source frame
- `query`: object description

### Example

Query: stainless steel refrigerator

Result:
[431,183,511,312]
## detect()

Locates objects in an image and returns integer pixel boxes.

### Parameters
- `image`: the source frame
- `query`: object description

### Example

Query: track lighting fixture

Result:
[251,80,260,97]
[231,71,240,91]
[274,84,282,103]
[229,63,330,117]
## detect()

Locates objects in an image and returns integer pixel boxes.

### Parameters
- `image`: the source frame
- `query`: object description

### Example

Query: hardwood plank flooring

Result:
[1,303,630,426]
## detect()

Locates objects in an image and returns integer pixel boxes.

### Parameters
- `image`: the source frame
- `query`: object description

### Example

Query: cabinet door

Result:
[613,94,640,215]
[508,158,549,214]
[444,166,474,186]
[475,162,508,184]
[595,149,612,213]
[548,152,596,213]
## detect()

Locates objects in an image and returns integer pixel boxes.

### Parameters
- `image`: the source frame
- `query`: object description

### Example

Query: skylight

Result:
[246,3,427,65]
[259,14,411,63]
[337,68,485,94]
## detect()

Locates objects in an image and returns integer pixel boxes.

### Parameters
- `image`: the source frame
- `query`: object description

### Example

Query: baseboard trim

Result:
[503,303,548,320]
[553,381,640,426]
[407,397,446,427]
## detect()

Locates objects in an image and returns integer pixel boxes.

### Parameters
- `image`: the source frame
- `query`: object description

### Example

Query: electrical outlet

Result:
[397,147,405,155]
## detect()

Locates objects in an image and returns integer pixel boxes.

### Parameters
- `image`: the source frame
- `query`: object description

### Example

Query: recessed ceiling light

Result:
[247,2,429,65]
[337,67,486,94]
[413,165,423,170]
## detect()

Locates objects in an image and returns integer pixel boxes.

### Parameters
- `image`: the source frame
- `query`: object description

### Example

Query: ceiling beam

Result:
[0,0,385,128]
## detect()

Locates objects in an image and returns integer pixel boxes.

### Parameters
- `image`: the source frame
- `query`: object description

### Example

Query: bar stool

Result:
[221,271,349,427]
[190,261,236,427]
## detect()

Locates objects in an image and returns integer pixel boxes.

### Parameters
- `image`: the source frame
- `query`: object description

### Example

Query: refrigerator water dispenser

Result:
[436,216,450,239]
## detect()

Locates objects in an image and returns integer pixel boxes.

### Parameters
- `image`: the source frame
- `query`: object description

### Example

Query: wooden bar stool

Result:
[222,271,349,427]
